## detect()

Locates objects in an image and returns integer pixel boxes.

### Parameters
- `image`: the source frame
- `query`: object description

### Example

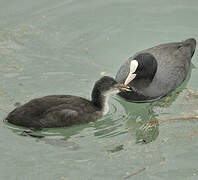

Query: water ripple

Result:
[91,97,129,138]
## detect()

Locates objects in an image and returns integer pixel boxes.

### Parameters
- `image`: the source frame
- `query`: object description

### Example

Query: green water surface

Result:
[1,0,198,179]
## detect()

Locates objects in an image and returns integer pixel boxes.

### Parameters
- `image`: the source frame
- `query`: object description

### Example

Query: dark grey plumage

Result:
[116,38,196,102]
[6,76,130,129]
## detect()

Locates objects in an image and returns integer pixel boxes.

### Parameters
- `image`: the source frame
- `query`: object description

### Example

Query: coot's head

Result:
[91,76,131,112]
[124,53,158,85]
[92,76,131,96]
[92,76,131,101]
[91,76,131,109]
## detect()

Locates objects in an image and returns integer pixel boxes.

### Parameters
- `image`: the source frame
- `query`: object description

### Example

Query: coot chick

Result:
[116,38,196,102]
[6,76,131,129]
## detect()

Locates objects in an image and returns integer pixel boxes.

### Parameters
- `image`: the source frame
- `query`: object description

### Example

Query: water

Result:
[1,0,198,179]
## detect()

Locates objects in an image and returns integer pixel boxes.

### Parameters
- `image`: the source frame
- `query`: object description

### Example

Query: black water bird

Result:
[6,76,131,129]
[116,38,196,102]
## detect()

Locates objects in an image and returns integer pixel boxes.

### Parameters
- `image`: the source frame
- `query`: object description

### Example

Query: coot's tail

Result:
[183,38,196,57]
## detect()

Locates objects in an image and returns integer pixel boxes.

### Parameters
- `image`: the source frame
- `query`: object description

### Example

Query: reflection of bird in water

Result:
[139,120,158,132]
[116,38,196,102]
[137,115,198,144]
[119,60,194,144]
[135,118,159,144]
[116,99,159,144]
[6,76,131,129]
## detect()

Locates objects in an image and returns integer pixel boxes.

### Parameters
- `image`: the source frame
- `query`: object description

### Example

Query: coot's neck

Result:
[91,87,109,115]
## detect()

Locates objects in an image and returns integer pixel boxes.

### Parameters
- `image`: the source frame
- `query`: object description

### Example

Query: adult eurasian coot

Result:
[115,38,196,102]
